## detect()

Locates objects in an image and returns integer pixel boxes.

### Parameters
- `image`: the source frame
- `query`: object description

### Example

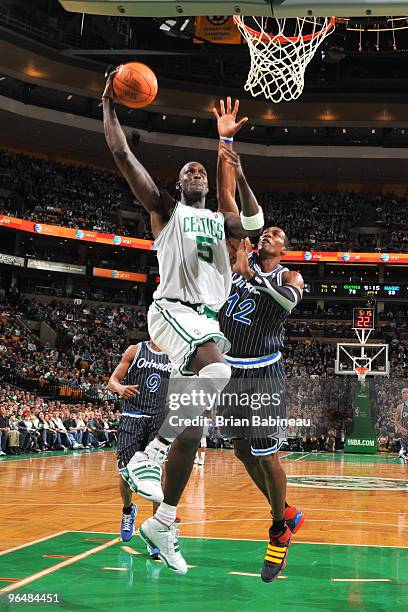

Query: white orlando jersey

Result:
[153,202,231,311]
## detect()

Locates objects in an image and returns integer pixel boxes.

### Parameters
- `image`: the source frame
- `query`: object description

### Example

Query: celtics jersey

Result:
[153,202,231,311]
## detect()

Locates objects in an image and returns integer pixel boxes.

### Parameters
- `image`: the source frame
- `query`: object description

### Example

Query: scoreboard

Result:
[315,282,404,297]
[353,307,375,330]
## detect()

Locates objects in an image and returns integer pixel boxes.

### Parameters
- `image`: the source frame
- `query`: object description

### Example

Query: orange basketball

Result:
[113,62,158,109]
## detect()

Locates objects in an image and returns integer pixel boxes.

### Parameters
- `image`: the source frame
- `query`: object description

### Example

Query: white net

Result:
[234,16,336,103]
[355,366,369,383]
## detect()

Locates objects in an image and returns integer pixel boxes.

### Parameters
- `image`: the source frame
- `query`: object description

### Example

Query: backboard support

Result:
[58,1,408,18]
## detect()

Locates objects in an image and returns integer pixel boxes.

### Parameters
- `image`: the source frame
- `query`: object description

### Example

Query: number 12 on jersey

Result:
[225,292,256,325]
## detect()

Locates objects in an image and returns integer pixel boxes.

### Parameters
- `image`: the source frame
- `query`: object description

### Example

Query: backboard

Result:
[58,1,408,18]
[335,342,390,377]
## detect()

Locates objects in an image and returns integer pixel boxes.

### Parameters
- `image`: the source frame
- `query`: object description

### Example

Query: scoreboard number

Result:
[353,308,375,330]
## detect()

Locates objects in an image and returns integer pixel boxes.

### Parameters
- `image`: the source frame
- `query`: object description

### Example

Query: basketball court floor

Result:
[0,448,407,611]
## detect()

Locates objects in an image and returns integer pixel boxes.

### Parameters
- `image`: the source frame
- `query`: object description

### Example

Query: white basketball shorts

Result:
[148,299,230,376]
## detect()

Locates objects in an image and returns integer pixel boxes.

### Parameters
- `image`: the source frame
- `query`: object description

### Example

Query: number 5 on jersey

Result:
[196,236,215,263]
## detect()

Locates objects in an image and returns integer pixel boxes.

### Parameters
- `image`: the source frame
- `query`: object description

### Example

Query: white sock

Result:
[155,502,177,526]
[145,437,169,454]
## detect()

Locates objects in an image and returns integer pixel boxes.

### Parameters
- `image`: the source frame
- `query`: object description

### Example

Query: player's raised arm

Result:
[213,97,246,216]
[108,345,140,399]
[102,72,174,233]
[220,145,265,238]
[213,98,263,237]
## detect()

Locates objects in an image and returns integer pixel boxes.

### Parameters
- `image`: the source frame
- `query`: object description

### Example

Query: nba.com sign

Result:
[344,437,377,453]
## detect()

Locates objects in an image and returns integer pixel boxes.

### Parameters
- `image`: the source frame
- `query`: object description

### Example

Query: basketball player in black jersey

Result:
[216,142,305,582]
[108,340,171,550]
[395,387,408,463]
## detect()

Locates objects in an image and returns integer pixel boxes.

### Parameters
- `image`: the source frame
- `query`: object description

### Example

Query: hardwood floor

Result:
[1,449,407,551]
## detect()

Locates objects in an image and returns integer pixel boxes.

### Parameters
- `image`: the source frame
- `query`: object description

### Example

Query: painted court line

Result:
[120,546,142,555]
[0,531,68,557]
[331,578,392,583]
[293,453,312,462]
[74,531,408,549]
[179,535,408,549]
[229,571,287,580]
[179,504,407,516]
[181,518,406,529]
[102,567,127,571]
[0,537,121,593]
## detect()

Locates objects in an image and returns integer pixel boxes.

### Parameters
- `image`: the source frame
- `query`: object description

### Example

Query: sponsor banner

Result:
[0,252,24,267]
[286,251,408,264]
[0,215,154,251]
[194,16,241,44]
[93,267,147,283]
[2,214,408,264]
[344,437,377,454]
[27,259,86,275]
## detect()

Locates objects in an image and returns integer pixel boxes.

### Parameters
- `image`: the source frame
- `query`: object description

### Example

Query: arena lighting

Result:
[0,76,6,81]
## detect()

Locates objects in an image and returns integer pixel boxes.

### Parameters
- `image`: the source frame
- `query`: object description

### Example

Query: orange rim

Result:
[233,15,336,44]
[355,367,369,380]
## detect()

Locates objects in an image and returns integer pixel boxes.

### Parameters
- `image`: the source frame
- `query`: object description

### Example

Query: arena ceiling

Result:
[1,0,408,165]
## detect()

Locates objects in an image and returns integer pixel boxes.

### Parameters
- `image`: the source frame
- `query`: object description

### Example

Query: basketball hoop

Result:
[355,366,369,384]
[234,15,336,103]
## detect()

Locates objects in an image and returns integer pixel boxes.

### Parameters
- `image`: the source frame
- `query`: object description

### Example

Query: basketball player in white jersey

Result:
[396,387,408,463]
[103,77,264,574]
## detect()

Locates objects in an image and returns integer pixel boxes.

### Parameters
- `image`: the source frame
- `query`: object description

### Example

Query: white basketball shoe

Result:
[139,517,187,575]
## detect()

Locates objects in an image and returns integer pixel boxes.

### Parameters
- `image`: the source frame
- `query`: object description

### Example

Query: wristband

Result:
[240,207,264,231]
[220,136,233,143]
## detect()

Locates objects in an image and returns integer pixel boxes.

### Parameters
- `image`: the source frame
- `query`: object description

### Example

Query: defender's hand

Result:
[213,97,248,138]
[232,238,253,278]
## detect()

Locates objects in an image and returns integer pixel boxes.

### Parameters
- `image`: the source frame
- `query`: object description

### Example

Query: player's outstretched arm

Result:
[102,73,174,232]
[220,145,264,238]
[213,97,247,216]
[108,345,140,399]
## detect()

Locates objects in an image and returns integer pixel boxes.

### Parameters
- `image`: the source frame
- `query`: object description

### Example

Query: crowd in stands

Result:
[1,296,407,394]
[0,150,127,235]
[0,385,117,456]
[2,149,408,252]
[1,291,406,456]
[0,299,147,398]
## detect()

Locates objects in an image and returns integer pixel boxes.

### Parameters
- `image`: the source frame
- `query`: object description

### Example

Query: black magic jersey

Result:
[218,253,292,359]
[121,341,172,416]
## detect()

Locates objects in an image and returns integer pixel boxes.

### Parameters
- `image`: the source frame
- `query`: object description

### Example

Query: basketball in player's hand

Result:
[113,63,158,109]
